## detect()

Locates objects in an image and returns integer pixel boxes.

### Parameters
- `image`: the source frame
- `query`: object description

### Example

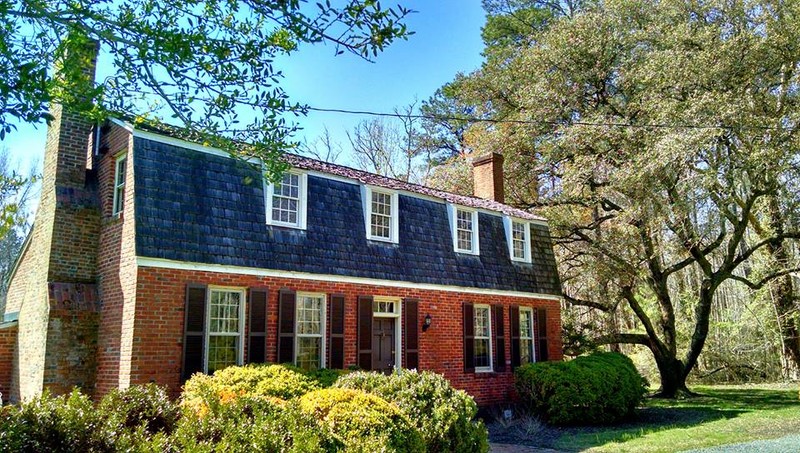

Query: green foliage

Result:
[98,383,180,438]
[173,394,331,453]
[303,368,348,388]
[298,388,424,453]
[334,369,488,453]
[0,390,111,453]
[515,352,647,425]
[182,363,320,411]
[1,1,411,174]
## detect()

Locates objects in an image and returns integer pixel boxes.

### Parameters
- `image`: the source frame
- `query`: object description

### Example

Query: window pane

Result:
[512,221,527,259]
[296,337,321,371]
[209,291,240,334]
[474,307,490,338]
[271,173,301,225]
[475,338,490,368]
[521,339,534,365]
[208,336,238,374]
[297,296,322,335]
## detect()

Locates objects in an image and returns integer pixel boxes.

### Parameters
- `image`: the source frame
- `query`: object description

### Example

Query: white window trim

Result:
[362,185,399,244]
[264,169,308,230]
[372,296,402,369]
[503,216,532,263]
[474,304,494,373]
[519,307,536,364]
[112,153,127,217]
[447,204,480,255]
[294,292,327,369]
[203,286,246,373]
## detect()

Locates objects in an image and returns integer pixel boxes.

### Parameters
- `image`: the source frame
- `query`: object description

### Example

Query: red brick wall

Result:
[0,323,17,403]
[131,266,561,405]
[94,123,136,397]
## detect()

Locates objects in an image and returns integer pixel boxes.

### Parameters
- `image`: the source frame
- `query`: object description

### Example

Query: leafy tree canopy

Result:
[0,0,411,175]
[430,0,800,395]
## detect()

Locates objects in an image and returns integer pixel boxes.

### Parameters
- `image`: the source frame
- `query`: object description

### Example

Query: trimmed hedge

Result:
[514,352,647,425]
[334,369,488,453]
[298,388,424,452]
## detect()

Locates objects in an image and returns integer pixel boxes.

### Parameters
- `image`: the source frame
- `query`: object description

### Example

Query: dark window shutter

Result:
[493,305,506,372]
[329,294,346,369]
[536,308,549,362]
[182,283,207,381]
[463,302,475,373]
[404,298,419,370]
[510,305,521,369]
[248,288,268,363]
[277,289,296,364]
[357,296,373,370]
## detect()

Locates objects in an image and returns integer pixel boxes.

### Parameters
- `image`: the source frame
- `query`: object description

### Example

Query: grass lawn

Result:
[489,384,800,452]
[557,384,800,452]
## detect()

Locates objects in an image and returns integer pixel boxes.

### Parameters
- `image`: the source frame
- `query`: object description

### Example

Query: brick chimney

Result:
[3,34,102,402]
[472,152,505,203]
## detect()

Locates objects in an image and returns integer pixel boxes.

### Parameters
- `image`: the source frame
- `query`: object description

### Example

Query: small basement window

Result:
[112,153,127,216]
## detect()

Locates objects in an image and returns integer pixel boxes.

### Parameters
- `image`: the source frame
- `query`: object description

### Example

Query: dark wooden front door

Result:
[372,318,395,373]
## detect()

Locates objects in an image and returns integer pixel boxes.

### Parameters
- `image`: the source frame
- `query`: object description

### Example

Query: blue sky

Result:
[1,1,487,172]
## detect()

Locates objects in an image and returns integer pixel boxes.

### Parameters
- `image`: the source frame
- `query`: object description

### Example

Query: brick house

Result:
[0,59,561,407]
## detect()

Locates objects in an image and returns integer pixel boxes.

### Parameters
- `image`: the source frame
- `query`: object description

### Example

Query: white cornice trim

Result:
[136,256,563,301]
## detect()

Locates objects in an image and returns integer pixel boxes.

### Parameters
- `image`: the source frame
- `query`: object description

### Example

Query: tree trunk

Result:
[772,274,800,380]
[765,196,800,379]
[652,353,692,398]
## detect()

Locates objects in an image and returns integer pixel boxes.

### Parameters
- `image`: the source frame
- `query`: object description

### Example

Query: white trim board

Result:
[136,256,563,301]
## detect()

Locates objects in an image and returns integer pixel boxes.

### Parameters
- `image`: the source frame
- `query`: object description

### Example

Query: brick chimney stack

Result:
[472,152,505,203]
[2,34,102,402]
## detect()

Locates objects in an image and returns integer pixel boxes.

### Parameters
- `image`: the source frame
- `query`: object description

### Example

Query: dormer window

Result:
[363,186,399,243]
[504,217,532,263]
[447,204,479,255]
[112,153,127,216]
[265,171,307,229]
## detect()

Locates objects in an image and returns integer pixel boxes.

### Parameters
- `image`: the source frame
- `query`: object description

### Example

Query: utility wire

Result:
[305,106,787,131]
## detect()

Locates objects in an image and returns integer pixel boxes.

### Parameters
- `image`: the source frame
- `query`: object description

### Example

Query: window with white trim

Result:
[206,288,245,374]
[363,186,399,243]
[474,305,493,372]
[455,207,479,254]
[112,153,127,216]
[519,307,536,365]
[295,292,326,371]
[504,217,532,263]
[265,171,307,229]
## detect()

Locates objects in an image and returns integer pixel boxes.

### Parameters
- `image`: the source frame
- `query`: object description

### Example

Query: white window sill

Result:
[367,236,397,244]
[455,249,480,256]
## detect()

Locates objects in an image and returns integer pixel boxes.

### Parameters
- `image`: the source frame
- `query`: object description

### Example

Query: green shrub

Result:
[298,388,424,452]
[303,368,348,388]
[173,394,332,453]
[182,363,319,414]
[334,369,488,453]
[99,383,180,437]
[0,390,111,453]
[514,352,648,425]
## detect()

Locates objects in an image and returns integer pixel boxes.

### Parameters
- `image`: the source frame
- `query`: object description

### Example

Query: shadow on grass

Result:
[487,386,799,451]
